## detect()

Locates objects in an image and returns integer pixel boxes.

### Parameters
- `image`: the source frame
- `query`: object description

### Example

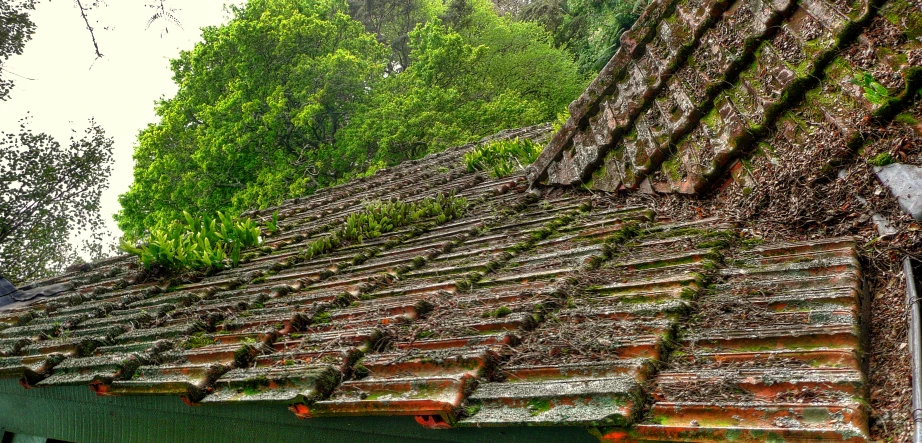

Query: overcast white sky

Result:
[1,0,241,255]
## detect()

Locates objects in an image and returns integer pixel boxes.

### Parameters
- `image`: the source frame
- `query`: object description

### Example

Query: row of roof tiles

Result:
[531,0,921,197]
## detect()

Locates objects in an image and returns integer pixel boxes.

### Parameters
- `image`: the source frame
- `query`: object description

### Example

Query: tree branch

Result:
[75,0,103,59]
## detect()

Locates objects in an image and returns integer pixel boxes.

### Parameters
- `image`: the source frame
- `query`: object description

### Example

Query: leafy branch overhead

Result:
[0,0,37,101]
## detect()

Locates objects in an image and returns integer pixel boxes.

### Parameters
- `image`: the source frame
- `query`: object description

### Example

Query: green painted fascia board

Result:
[0,380,598,443]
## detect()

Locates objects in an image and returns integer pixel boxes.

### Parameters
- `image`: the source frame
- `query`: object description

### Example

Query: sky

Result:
[1,0,241,255]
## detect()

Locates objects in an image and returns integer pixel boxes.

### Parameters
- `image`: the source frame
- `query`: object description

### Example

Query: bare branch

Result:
[74,0,103,59]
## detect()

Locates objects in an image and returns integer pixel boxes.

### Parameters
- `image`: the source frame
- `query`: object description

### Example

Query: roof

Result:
[528,0,921,196]
[0,120,871,441]
[5,0,919,437]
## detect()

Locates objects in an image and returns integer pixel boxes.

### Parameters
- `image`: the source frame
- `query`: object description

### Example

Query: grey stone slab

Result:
[875,163,922,220]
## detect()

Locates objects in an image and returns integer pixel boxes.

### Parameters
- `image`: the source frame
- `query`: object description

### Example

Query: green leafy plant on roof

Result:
[552,109,570,133]
[264,210,280,235]
[120,211,262,272]
[464,138,543,178]
[301,193,467,260]
[850,72,891,105]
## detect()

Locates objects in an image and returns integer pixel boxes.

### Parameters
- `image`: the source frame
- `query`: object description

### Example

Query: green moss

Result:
[895,112,919,126]
[881,0,922,39]
[741,238,765,249]
[700,107,720,129]
[676,286,697,300]
[868,152,895,167]
[182,332,215,350]
[241,375,271,396]
[662,155,682,182]
[701,260,720,271]
[311,311,332,325]
[334,293,353,306]
[527,398,552,416]
[695,239,730,249]
[487,306,512,318]
[607,223,642,245]
[463,403,482,417]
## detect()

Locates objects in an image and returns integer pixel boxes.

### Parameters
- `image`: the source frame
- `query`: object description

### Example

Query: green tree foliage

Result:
[346,0,440,72]
[339,0,585,165]
[520,0,646,74]
[117,0,584,238]
[116,0,387,237]
[0,0,36,101]
[0,118,114,283]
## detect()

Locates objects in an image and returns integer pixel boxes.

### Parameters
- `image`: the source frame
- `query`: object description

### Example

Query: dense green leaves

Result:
[0,118,114,283]
[116,0,585,238]
[520,0,646,73]
[120,211,262,271]
[334,2,585,165]
[464,137,542,178]
[0,0,36,101]
[116,0,387,236]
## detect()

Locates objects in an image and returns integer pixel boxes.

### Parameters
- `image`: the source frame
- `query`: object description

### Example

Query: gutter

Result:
[906,257,922,443]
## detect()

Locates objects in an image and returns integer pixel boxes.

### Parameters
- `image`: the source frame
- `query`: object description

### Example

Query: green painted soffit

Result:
[0,380,598,443]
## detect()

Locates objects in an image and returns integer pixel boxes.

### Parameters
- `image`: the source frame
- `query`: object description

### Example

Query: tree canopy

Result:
[116,0,387,235]
[116,0,586,237]
[0,118,114,283]
[0,0,116,283]
[0,0,36,101]
[520,0,646,73]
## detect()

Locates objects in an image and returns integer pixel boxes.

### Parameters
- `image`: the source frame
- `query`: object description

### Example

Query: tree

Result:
[116,0,586,238]
[347,0,440,72]
[339,0,585,164]
[0,0,36,101]
[0,118,114,283]
[520,0,646,74]
[115,0,388,237]
[0,0,116,283]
